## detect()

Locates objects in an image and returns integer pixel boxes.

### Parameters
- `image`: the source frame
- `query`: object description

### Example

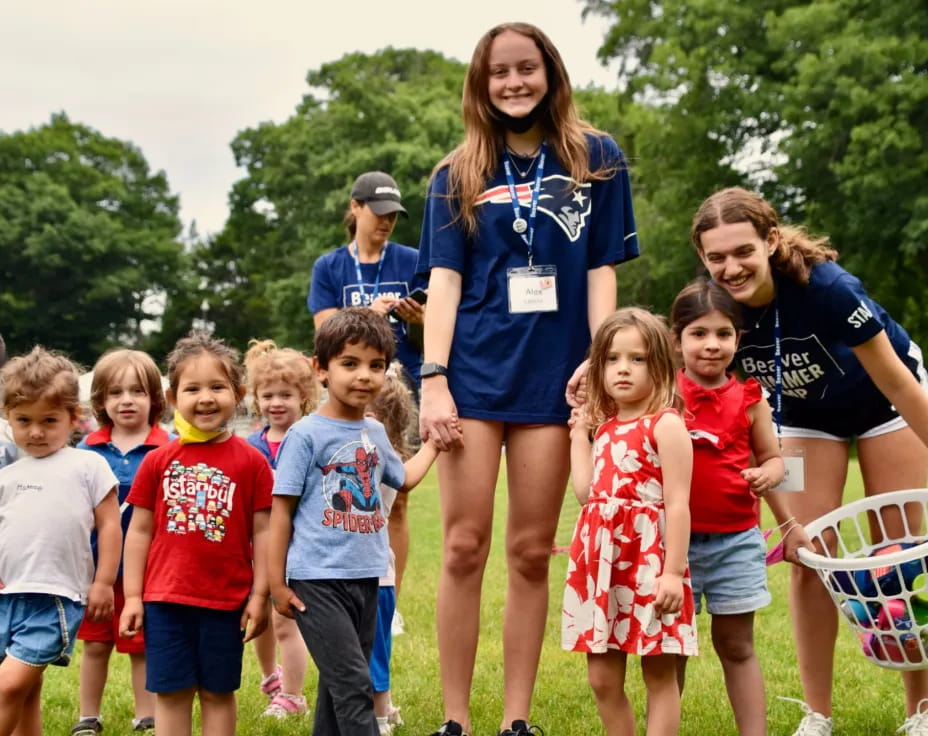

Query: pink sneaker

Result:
[262,693,309,718]
[259,665,282,700]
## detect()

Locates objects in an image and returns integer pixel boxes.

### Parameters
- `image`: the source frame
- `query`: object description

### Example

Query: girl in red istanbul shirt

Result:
[120,332,273,736]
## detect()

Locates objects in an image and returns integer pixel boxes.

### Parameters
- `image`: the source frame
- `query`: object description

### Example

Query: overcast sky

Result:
[2,0,619,235]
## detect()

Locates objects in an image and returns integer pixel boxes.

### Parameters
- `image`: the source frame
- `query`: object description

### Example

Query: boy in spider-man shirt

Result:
[268,308,439,735]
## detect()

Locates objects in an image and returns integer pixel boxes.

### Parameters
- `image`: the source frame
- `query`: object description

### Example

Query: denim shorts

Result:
[688,526,771,615]
[143,602,245,693]
[0,592,85,667]
[370,586,395,693]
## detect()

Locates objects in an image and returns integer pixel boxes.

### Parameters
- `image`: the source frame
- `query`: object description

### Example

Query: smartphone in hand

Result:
[389,288,427,318]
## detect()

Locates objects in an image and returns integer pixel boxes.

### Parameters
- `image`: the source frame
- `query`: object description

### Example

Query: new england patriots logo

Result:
[476,175,592,242]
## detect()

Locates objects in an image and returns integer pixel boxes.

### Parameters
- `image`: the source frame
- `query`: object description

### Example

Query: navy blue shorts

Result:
[143,602,244,693]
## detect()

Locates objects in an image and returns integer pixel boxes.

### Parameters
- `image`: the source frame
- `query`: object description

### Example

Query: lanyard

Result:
[350,241,388,302]
[773,301,783,447]
[502,143,546,268]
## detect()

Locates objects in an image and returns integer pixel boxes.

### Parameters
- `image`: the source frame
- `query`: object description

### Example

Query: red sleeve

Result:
[253,456,273,512]
[742,377,763,410]
[126,450,159,510]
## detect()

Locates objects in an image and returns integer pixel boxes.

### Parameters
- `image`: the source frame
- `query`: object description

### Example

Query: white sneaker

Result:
[391,610,405,636]
[780,697,833,736]
[898,698,928,735]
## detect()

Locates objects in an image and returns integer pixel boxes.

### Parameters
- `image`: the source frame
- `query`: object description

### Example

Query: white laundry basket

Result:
[797,489,928,670]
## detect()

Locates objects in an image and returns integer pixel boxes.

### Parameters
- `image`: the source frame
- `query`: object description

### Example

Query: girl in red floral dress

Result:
[562,307,696,735]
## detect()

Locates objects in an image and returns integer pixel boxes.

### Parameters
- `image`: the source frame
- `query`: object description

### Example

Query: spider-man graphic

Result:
[321,445,382,513]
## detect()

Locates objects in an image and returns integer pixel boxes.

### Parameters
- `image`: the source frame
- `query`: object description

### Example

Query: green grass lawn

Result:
[42,460,912,734]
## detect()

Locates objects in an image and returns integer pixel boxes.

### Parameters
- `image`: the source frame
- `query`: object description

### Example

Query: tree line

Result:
[2,1,925,366]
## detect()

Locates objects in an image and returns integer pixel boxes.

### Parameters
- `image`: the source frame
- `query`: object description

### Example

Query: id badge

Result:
[773,447,805,492]
[507,265,558,314]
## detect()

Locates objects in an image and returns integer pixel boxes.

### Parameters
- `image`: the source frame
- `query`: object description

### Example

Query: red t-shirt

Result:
[127,435,273,610]
[677,371,763,533]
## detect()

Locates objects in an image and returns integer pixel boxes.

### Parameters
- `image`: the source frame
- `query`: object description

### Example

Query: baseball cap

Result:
[350,171,408,217]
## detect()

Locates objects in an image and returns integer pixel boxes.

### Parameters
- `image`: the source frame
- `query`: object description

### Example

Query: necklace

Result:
[752,301,773,329]
[505,144,542,178]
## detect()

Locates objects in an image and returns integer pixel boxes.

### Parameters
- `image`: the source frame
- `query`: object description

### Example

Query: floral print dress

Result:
[562,410,698,655]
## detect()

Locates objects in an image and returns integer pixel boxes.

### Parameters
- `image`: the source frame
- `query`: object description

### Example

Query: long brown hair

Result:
[586,308,681,426]
[690,187,837,285]
[436,22,613,234]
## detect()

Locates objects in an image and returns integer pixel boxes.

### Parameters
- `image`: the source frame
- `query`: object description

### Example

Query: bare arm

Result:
[741,399,785,498]
[652,412,692,615]
[268,495,305,618]
[399,439,439,493]
[87,488,120,622]
[566,265,617,407]
[587,264,617,336]
[854,331,928,448]
[569,408,594,504]
[313,308,338,331]
[241,509,270,642]
[420,267,463,450]
[119,506,154,637]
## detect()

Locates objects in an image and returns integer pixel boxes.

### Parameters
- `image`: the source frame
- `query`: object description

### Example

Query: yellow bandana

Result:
[173,410,227,445]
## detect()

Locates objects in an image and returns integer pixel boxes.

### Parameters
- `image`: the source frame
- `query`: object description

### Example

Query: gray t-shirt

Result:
[0,447,117,602]
[274,413,404,581]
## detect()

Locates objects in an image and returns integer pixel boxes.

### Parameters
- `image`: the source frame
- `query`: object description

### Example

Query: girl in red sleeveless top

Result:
[671,278,811,735]
[562,307,695,735]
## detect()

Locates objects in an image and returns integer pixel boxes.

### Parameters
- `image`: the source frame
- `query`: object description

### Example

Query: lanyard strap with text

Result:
[351,241,387,302]
[502,143,546,268]
[773,300,783,447]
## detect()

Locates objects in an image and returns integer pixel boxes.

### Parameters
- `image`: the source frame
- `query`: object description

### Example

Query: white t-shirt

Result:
[379,485,398,588]
[0,447,117,602]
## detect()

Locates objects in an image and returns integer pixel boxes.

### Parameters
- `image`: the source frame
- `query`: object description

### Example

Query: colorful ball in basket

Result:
[840,598,879,627]
[872,598,924,663]
[853,543,928,598]
[829,570,858,595]
[868,632,907,664]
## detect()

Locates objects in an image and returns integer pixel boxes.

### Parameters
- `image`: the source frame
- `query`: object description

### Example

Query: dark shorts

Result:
[780,342,927,440]
[143,602,244,694]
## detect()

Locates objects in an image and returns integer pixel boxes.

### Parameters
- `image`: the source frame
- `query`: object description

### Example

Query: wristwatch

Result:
[420,362,448,379]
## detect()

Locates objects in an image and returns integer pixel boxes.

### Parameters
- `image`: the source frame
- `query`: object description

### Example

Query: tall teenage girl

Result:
[120,332,273,736]
[562,308,696,736]
[670,278,812,735]
[244,339,319,718]
[417,22,639,736]
[691,187,928,736]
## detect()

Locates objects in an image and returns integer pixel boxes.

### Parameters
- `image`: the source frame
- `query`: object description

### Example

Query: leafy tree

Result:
[0,113,184,365]
[583,0,928,336]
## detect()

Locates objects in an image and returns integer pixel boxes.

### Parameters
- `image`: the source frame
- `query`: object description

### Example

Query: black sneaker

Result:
[430,720,468,736]
[70,718,103,736]
[132,717,155,732]
[498,720,545,736]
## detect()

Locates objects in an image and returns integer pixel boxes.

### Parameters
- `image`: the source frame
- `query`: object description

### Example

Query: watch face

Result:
[421,362,447,377]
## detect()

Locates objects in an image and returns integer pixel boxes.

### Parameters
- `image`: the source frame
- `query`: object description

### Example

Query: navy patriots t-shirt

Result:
[417,134,640,423]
